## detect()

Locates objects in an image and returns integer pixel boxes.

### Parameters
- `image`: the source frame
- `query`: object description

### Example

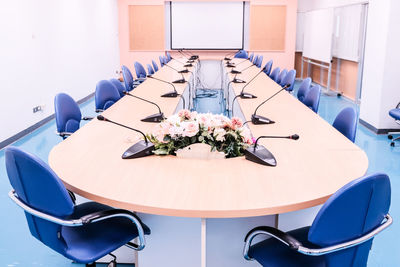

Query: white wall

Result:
[360,0,400,130]
[0,0,120,142]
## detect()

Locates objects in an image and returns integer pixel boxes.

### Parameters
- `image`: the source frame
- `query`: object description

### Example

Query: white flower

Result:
[213,128,226,141]
[181,121,199,137]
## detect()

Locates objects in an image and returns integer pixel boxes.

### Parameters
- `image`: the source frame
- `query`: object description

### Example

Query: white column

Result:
[359,0,400,131]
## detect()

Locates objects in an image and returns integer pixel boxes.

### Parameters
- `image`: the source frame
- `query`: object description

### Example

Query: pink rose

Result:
[178,109,191,120]
[182,122,199,137]
[231,117,243,129]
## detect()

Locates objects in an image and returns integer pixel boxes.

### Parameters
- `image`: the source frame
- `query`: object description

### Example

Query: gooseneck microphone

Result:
[97,115,154,159]
[245,134,300,166]
[251,84,290,125]
[123,91,164,123]
[178,50,195,64]
[147,75,178,98]
[227,57,250,69]
[164,64,188,83]
[182,48,199,60]
[239,66,268,98]
[224,50,240,61]
[172,56,193,67]
[231,62,256,74]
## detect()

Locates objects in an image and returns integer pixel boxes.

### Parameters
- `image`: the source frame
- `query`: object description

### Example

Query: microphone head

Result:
[123,91,129,95]
[97,115,106,121]
[291,134,300,140]
[147,75,153,78]
[283,84,291,89]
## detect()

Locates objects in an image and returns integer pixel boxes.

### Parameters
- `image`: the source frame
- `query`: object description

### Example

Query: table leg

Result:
[201,218,207,267]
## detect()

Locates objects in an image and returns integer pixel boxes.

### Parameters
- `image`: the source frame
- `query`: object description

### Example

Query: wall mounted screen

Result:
[170,1,244,50]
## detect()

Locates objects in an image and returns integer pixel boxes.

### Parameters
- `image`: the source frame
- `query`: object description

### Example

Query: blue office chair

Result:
[388,103,400,146]
[121,65,136,92]
[134,62,147,82]
[243,173,392,267]
[159,56,165,67]
[54,93,92,139]
[95,80,121,112]
[263,60,273,76]
[249,53,254,62]
[269,67,281,82]
[152,60,159,72]
[109,78,126,98]
[166,51,172,62]
[303,85,321,113]
[5,147,150,267]
[276,69,288,84]
[234,50,248,59]
[256,56,263,68]
[253,55,259,65]
[280,69,296,92]
[333,107,358,143]
[297,77,312,103]
[147,64,155,75]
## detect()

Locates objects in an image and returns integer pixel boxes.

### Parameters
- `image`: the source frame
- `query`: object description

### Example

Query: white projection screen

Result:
[170,1,244,50]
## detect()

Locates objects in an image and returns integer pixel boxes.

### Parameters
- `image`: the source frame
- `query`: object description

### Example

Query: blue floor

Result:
[0,82,399,266]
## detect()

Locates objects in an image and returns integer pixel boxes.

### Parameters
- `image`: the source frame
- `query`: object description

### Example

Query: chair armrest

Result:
[56,131,73,138]
[9,190,148,251]
[243,226,303,260]
[80,209,147,251]
[82,116,93,120]
[297,214,392,256]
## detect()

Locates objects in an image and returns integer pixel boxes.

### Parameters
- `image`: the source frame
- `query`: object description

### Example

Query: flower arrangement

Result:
[147,110,254,158]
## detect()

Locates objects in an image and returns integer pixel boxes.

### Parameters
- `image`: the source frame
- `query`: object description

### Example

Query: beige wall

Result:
[118,0,298,78]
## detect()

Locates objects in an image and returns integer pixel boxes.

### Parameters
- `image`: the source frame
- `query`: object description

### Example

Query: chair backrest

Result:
[121,65,134,91]
[249,53,254,62]
[253,55,259,65]
[308,173,391,267]
[280,69,296,91]
[269,67,281,82]
[152,60,159,72]
[54,93,82,134]
[95,80,121,111]
[333,107,358,143]
[166,51,172,62]
[256,55,263,68]
[303,85,321,113]
[134,62,147,79]
[276,69,287,84]
[147,64,155,75]
[297,77,312,103]
[5,147,74,255]
[234,50,248,59]
[109,78,126,98]
[159,56,165,67]
[263,60,273,76]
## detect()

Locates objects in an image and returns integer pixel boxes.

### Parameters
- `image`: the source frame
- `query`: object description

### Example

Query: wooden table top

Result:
[49,58,368,218]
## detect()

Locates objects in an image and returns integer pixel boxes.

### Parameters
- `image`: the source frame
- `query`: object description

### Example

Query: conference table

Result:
[49,57,368,267]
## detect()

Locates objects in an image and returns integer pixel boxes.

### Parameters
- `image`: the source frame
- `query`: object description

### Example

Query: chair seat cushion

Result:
[389,109,400,120]
[62,201,150,263]
[248,227,326,267]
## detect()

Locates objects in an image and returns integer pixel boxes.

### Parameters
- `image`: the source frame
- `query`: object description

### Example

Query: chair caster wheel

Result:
[388,135,393,140]
[391,142,395,147]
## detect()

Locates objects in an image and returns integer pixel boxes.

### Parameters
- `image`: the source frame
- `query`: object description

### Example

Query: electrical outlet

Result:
[33,106,42,113]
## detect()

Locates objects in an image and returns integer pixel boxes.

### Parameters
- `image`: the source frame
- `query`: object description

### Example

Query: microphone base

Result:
[184,64,193,67]
[231,70,241,74]
[178,70,189,73]
[141,113,165,123]
[122,140,155,159]
[161,91,178,98]
[240,93,257,99]
[187,60,194,63]
[224,57,231,61]
[173,79,186,84]
[251,114,275,125]
[190,56,199,60]
[245,145,277,167]
[226,64,236,68]
[232,78,246,84]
